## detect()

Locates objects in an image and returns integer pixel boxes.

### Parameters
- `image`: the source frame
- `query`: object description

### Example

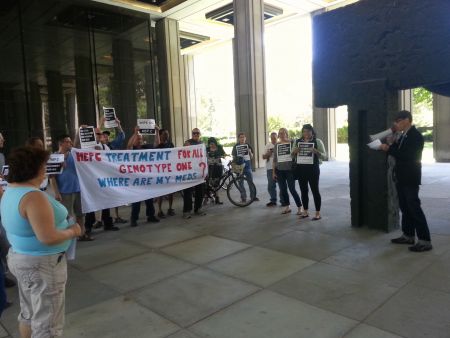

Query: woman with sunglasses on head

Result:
[292,124,327,220]
[272,128,302,215]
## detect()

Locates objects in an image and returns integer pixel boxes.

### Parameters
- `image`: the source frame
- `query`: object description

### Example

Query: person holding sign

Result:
[263,132,282,207]
[292,124,326,220]
[207,137,227,204]
[0,146,82,338]
[272,128,302,215]
[232,132,259,202]
[156,129,176,218]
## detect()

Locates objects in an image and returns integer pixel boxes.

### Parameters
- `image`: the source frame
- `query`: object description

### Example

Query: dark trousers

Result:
[0,260,5,318]
[85,209,113,232]
[276,169,301,208]
[183,184,204,213]
[396,183,431,241]
[131,199,155,221]
[298,165,321,211]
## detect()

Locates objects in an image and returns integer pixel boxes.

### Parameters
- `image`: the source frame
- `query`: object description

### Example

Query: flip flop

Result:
[299,214,309,219]
[312,216,322,221]
[281,209,292,214]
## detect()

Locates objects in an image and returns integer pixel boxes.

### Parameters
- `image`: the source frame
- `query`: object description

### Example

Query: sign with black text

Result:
[296,142,314,165]
[1,165,9,177]
[276,143,292,163]
[236,144,250,161]
[138,119,156,135]
[46,154,65,175]
[79,126,97,149]
[103,107,118,128]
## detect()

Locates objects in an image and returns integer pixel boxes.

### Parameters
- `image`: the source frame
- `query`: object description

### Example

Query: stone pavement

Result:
[1,161,450,338]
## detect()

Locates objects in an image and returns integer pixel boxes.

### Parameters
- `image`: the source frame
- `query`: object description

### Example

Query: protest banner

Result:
[103,107,118,128]
[138,119,156,135]
[79,126,97,149]
[296,142,314,164]
[276,143,292,163]
[72,144,208,213]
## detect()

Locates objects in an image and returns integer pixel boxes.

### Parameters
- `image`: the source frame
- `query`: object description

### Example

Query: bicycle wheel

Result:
[226,176,256,207]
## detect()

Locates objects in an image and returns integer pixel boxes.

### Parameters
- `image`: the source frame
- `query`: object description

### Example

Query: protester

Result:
[0,188,8,318]
[206,137,226,204]
[292,124,326,220]
[273,128,302,215]
[380,110,432,252]
[51,135,92,241]
[156,129,176,217]
[263,132,281,207]
[183,128,206,218]
[84,127,119,232]
[231,132,259,201]
[1,146,82,337]
[127,126,160,226]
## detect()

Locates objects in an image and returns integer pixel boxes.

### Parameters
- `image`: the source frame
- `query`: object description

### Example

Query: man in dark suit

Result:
[380,110,432,252]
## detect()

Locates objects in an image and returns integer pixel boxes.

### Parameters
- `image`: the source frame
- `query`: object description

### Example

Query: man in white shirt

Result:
[262,132,280,207]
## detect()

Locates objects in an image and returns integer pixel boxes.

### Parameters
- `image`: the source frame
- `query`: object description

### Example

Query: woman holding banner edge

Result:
[292,124,326,220]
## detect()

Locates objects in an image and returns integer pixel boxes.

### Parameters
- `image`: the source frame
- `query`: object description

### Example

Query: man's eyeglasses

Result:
[192,132,200,135]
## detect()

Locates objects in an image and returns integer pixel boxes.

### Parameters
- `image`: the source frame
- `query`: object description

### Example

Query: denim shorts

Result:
[7,250,67,338]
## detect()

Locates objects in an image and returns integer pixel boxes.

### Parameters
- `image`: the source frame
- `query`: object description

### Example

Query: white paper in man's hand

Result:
[367,139,382,150]
[66,239,77,260]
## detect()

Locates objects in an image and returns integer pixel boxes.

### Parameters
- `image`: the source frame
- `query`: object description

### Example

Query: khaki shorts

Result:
[7,250,67,338]
[61,192,83,218]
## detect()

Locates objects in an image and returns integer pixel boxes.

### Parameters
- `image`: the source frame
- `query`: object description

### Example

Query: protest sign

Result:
[79,126,97,149]
[72,144,208,213]
[1,165,9,177]
[296,142,314,164]
[236,144,250,161]
[103,107,118,128]
[46,154,65,175]
[367,139,382,150]
[276,143,292,163]
[138,119,156,135]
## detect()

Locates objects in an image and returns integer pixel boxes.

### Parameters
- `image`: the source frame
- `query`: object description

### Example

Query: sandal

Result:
[78,234,95,241]
[281,208,292,214]
[299,214,309,219]
[312,216,322,221]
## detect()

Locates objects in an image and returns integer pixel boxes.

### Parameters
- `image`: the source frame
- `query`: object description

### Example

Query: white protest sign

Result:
[370,128,392,141]
[79,126,97,149]
[46,154,65,175]
[276,143,292,163]
[367,139,382,150]
[72,144,208,213]
[236,144,250,161]
[296,142,314,165]
[1,165,9,177]
[103,107,118,128]
[138,119,156,135]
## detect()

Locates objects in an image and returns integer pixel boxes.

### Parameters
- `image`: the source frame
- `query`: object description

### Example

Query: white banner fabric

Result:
[71,144,208,213]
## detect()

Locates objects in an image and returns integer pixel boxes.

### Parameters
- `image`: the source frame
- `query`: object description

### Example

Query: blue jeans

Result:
[267,169,277,203]
[276,169,301,207]
[243,160,253,182]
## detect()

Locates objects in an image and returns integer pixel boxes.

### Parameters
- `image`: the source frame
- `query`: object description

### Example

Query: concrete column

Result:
[11,90,29,147]
[66,93,77,140]
[112,39,137,136]
[75,54,96,127]
[184,54,197,132]
[233,0,267,168]
[46,71,67,149]
[399,89,413,112]
[156,18,189,146]
[433,94,450,162]
[313,107,336,160]
[29,82,44,139]
[145,63,156,120]
[348,79,399,231]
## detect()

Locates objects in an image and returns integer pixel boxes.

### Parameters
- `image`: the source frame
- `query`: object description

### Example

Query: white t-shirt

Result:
[264,142,275,170]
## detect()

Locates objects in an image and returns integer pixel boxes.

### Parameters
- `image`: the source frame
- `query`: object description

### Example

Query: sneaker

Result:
[253,197,260,201]
[183,212,192,219]
[167,208,175,216]
[92,221,103,229]
[130,220,138,227]
[104,225,120,231]
[409,242,433,252]
[194,210,206,216]
[391,236,415,245]
[114,217,127,224]
[147,216,160,223]
[266,202,276,207]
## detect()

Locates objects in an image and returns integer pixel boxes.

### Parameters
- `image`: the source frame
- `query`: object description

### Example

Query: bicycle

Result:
[204,161,257,207]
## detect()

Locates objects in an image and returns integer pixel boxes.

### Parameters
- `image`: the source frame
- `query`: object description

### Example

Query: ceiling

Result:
[91,0,359,53]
